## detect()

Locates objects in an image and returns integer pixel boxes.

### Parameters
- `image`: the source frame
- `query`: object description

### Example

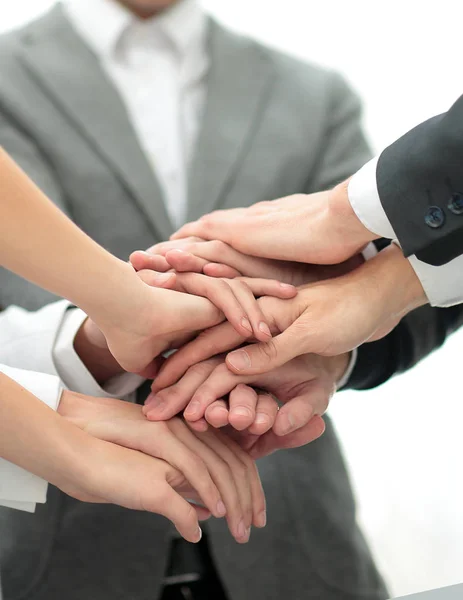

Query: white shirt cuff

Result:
[407,254,463,307]
[348,157,397,240]
[336,350,358,390]
[52,308,144,399]
[349,158,463,307]
[0,364,62,511]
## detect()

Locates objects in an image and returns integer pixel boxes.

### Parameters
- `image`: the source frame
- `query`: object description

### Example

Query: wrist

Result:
[365,244,427,318]
[74,318,124,383]
[329,180,378,252]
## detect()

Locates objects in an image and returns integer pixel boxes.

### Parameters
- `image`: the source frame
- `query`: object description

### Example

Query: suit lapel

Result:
[20,4,174,238]
[187,19,275,222]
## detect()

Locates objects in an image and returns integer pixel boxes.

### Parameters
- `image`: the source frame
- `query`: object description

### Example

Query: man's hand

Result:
[58,392,266,543]
[171,182,377,265]
[144,352,348,455]
[153,245,427,380]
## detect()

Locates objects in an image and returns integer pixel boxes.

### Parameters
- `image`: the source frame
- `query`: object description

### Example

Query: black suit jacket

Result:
[377,94,463,266]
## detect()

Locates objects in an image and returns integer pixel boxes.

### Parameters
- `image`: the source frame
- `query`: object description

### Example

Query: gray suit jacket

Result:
[0,5,387,600]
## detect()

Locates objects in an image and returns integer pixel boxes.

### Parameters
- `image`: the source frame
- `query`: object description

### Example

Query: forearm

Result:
[0,372,91,491]
[0,148,143,321]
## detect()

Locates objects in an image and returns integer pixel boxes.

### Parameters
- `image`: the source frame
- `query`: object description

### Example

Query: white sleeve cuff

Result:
[336,348,358,390]
[348,156,397,240]
[52,308,144,399]
[0,364,63,512]
[407,253,463,307]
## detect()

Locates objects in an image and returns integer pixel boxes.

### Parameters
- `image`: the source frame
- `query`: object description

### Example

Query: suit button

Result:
[424,206,445,228]
[448,193,463,215]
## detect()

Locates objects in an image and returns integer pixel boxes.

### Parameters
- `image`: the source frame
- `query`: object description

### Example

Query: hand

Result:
[153,245,427,380]
[144,352,348,450]
[171,182,377,265]
[58,392,266,543]
[77,259,296,380]
[131,238,364,287]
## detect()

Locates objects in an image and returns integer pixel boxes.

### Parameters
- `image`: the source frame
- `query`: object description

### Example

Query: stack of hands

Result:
[63,183,427,546]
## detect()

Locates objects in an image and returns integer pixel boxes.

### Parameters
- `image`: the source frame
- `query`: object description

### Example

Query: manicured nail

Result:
[255,413,269,426]
[227,350,251,372]
[184,400,201,417]
[241,317,253,333]
[258,322,272,337]
[195,527,202,542]
[216,501,226,517]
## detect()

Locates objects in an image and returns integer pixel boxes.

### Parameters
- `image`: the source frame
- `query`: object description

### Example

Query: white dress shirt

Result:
[64,0,208,229]
[349,157,463,308]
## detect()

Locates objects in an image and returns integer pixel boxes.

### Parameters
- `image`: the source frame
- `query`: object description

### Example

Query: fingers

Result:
[154,485,203,543]
[171,211,240,242]
[248,393,279,436]
[227,384,257,431]
[175,425,251,542]
[144,358,221,420]
[171,273,273,340]
[166,249,241,279]
[226,324,306,376]
[204,399,229,428]
[153,322,245,391]
[130,250,171,273]
[152,426,227,521]
[248,415,326,460]
[273,382,331,437]
[199,429,266,538]
[135,269,177,288]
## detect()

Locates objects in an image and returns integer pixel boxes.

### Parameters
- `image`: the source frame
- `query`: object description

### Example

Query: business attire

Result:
[0,1,388,599]
[348,95,463,308]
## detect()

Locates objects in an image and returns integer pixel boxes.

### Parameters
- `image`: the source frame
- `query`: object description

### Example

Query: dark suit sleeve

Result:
[377,94,463,266]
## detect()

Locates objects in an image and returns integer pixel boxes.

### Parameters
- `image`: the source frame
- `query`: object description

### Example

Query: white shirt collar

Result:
[63,0,206,61]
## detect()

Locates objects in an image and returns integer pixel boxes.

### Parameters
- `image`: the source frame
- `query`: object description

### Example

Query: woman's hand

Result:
[58,392,266,543]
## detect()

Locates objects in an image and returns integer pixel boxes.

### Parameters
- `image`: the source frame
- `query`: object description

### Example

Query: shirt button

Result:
[448,193,463,215]
[424,206,445,229]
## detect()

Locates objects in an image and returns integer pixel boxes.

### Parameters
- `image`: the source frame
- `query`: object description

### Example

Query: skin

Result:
[115,0,181,19]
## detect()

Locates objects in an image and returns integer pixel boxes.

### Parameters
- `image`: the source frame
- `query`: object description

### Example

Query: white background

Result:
[1,1,462,597]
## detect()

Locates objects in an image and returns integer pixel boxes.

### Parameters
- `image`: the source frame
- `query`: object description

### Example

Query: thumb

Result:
[225,326,304,375]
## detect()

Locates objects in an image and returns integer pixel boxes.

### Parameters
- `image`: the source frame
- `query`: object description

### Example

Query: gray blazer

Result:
[0,5,387,600]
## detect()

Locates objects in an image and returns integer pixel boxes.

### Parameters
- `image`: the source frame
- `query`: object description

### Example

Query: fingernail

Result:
[258,322,272,337]
[241,317,253,333]
[195,526,202,542]
[169,248,187,255]
[143,394,165,412]
[279,282,295,289]
[237,520,246,540]
[280,413,297,436]
[154,272,174,282]
[184,400,201,417]
[255,413,269,426]
[227,350,251,372]
[257,511,267,528]
[232,407,253,419]
[216,501,226,517]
